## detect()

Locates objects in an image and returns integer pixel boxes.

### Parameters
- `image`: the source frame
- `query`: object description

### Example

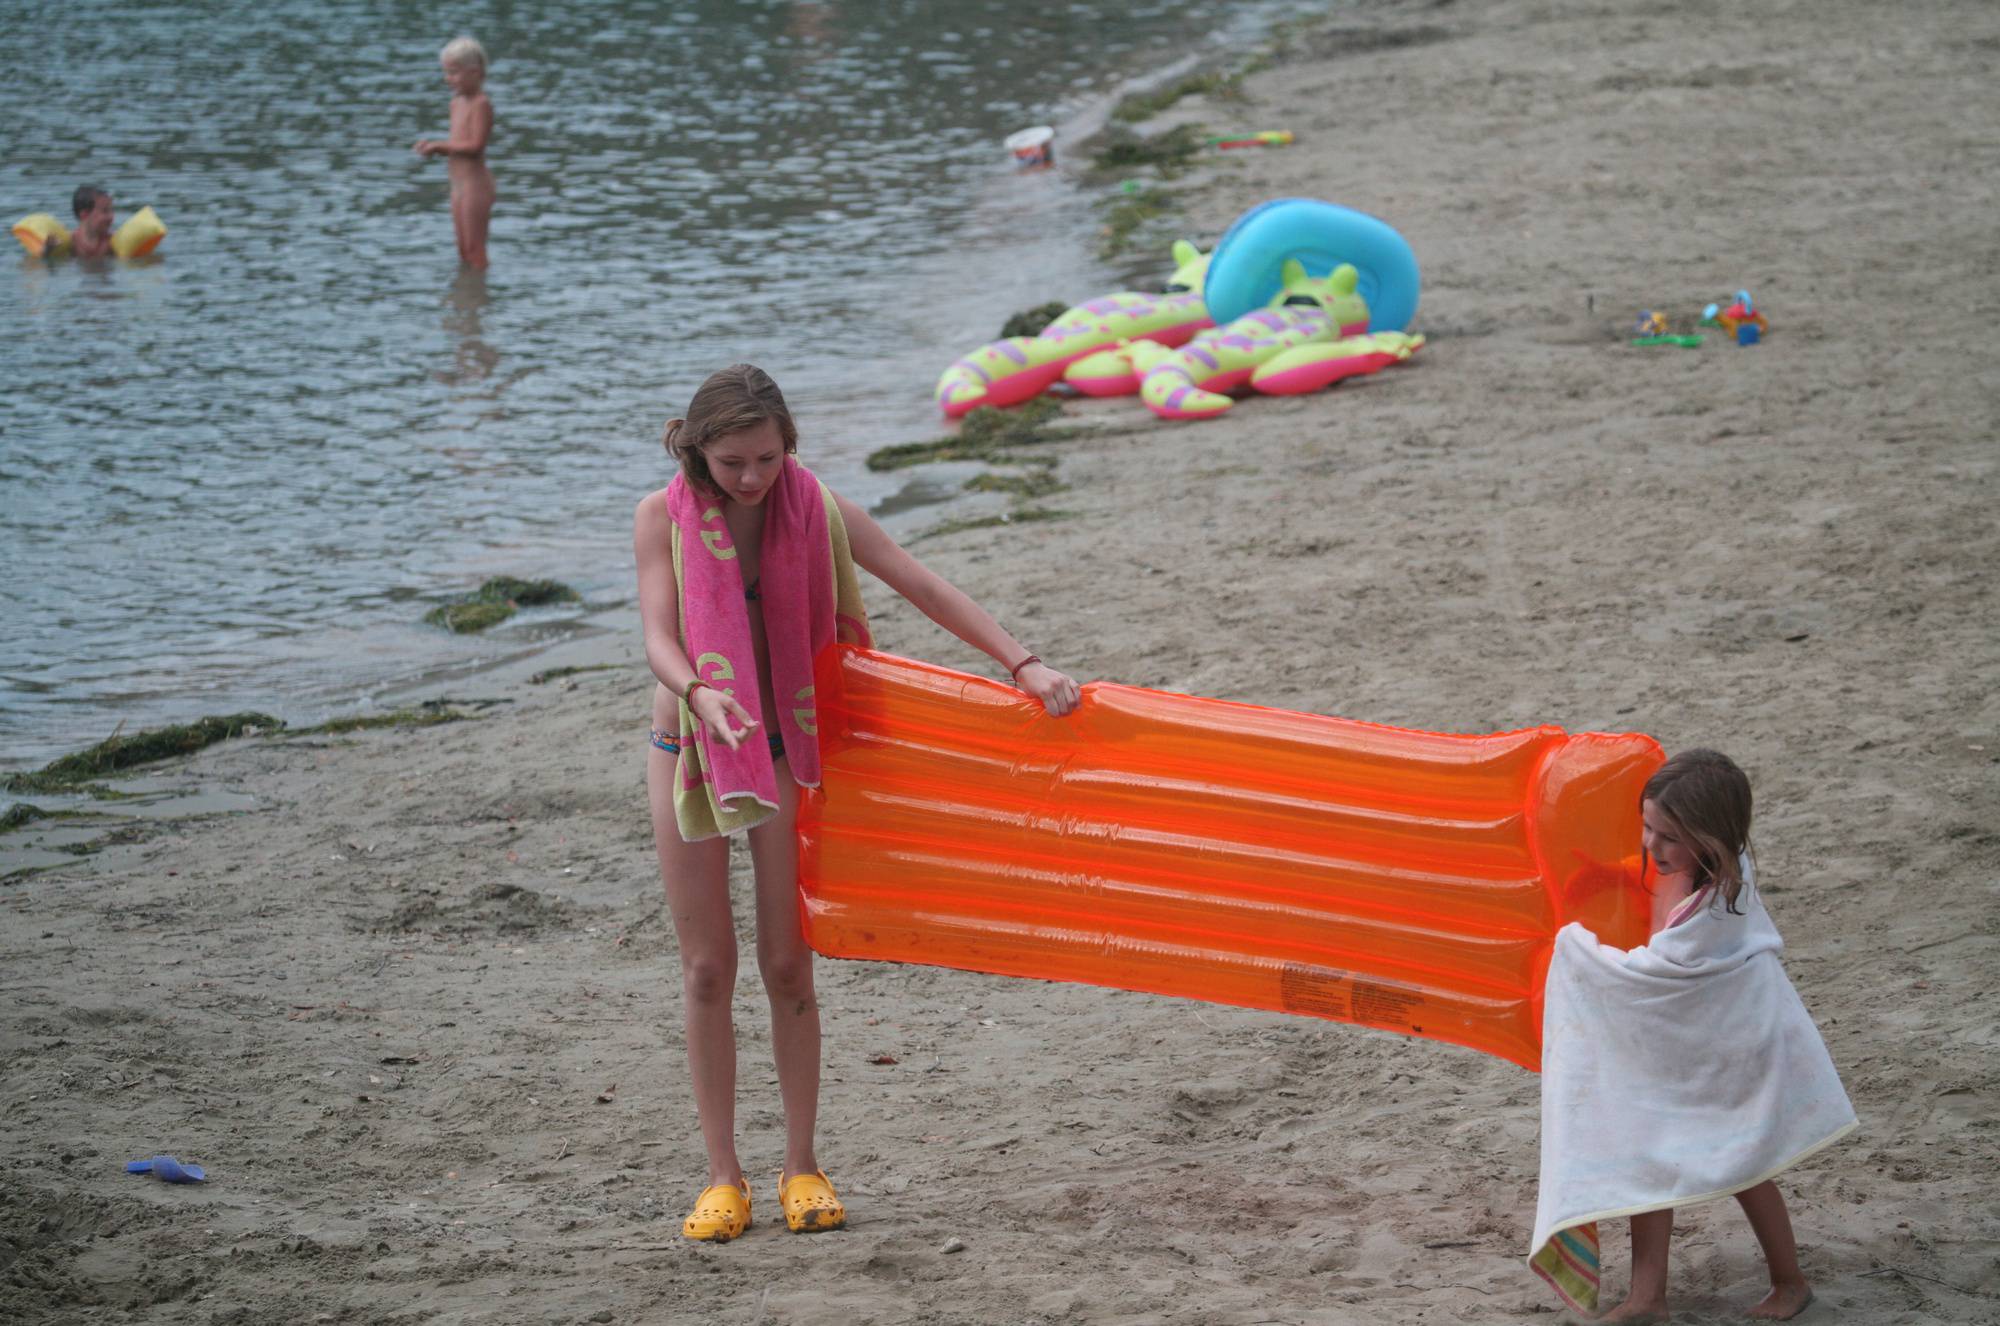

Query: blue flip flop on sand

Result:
[126,1155,206,1183]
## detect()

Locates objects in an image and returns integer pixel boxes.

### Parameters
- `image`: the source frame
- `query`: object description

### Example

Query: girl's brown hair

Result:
[1642,748,1754,912]
[662,364,799,495]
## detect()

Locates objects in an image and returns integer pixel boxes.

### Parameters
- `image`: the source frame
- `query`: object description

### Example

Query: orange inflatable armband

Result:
[798,647,1663,1071]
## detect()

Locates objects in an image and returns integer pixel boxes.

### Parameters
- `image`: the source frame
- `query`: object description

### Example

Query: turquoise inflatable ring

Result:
[1204,199,1419,331]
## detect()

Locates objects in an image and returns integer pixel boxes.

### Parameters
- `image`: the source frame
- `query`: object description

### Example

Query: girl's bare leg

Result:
[1736,1180,1813,1319]
[1602,1208,1673,1323]
[648,695,740,1188]
[449,187,470,265]
[449,169,493,270]
[745,760,821,1182]
[467,183,492,270]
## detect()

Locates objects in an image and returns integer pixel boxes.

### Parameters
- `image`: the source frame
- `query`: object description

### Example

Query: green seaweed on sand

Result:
[964,465,1067,500]
[425,576,580,634]
[465,576,578,608]
[425,601,515,633]
[959,397,1070,448]
[1098,186,1176,259]
[52,823,148,858]
[292,708,473,736]
[871,402,1082,533]
[999,301,1071,339]
[529,663,623,685]
[917,506,1076,543]
[1,802,49,834]
[0,705,489,795]
[1109,70,1243,123]
[866,399,1071,472]
[1092,124,1208,176]
[1,803,95,834]
[2,712,282,793]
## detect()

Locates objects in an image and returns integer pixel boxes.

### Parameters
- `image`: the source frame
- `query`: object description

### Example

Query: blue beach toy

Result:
[127,1155,206,1183]
[1203,198,1421,330]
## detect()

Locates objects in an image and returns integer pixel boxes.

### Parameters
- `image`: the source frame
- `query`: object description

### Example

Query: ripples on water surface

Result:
[2,0,1313,766]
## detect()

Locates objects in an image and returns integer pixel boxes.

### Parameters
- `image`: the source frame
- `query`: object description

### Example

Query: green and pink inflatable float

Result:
[933,198,1422,421]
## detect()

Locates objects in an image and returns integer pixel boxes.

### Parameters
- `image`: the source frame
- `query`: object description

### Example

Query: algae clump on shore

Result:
[2,712,281,793]
[1098,186,1177,259]
[529,663,622,685]
[998,301,1072,339]
[1109,70,1244,123]
[425,576,580,634]
[917,506,1077,543]
[2,706,483,796]
[1,802,50,833]
[963,467,1066,500]
[427,600,516,633]
[295,707,472,735]
[862,401,1082,543]
[866,399,1071,472]
[1092,124,1208,176]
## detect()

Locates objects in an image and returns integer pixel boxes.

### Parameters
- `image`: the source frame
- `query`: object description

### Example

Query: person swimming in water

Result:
[68,185,115,259]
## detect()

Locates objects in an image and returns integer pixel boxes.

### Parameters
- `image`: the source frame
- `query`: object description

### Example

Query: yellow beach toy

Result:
[112,206,168,258]
[11,214,70,258]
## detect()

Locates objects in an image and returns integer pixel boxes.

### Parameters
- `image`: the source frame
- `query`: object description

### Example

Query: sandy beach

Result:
[5,1,1997,1322]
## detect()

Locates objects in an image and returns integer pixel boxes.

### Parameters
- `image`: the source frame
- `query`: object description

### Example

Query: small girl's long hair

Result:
[662,364,798,496]
[1642,748,1754,912]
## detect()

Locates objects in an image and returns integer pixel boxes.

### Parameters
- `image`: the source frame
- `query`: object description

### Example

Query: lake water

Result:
[1,0,1316,769]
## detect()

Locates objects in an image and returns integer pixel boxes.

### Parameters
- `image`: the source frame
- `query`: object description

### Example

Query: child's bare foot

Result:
[1599,1297,1669,1323]
[1747,1280,1813,1319]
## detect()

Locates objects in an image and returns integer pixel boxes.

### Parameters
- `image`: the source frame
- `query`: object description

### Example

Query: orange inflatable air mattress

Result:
[797,646,1663,1071]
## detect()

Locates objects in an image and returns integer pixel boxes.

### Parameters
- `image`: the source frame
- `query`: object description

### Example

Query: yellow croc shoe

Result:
[778,1170,846,1233]
[682,1180,752,1242]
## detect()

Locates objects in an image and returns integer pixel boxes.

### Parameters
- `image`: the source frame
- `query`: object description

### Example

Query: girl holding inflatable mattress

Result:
[1530,750,1855,1320]
[634,364,1078,1242]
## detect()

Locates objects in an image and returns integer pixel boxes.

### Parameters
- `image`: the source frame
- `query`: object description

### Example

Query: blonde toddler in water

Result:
[413,35,495,269]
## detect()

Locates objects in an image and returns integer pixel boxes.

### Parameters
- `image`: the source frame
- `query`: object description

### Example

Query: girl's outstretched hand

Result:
[1016,662,1081,717]
[690,686,759,751]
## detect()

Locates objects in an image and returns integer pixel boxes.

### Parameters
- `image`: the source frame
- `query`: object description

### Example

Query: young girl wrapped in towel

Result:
[634,364,1080,1243]
[1529,749,1857,1321]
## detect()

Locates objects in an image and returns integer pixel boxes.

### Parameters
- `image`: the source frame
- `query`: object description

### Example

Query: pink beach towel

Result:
[667,457,845,817]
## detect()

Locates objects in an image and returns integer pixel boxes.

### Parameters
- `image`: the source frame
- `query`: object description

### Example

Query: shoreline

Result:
[0,4,1294,777]
[0,11,1290,871]
[0,1,1297,775]
[5,1,1998,1323]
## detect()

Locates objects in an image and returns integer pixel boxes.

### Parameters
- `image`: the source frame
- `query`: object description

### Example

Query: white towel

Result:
[1528,858,1857,1312]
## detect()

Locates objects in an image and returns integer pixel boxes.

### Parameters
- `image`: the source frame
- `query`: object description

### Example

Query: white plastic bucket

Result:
[1005,125,1055,167]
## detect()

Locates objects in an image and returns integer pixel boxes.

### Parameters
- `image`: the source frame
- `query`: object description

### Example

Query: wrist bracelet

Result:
[682,678,710,702]
[1007,654,1042,680]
